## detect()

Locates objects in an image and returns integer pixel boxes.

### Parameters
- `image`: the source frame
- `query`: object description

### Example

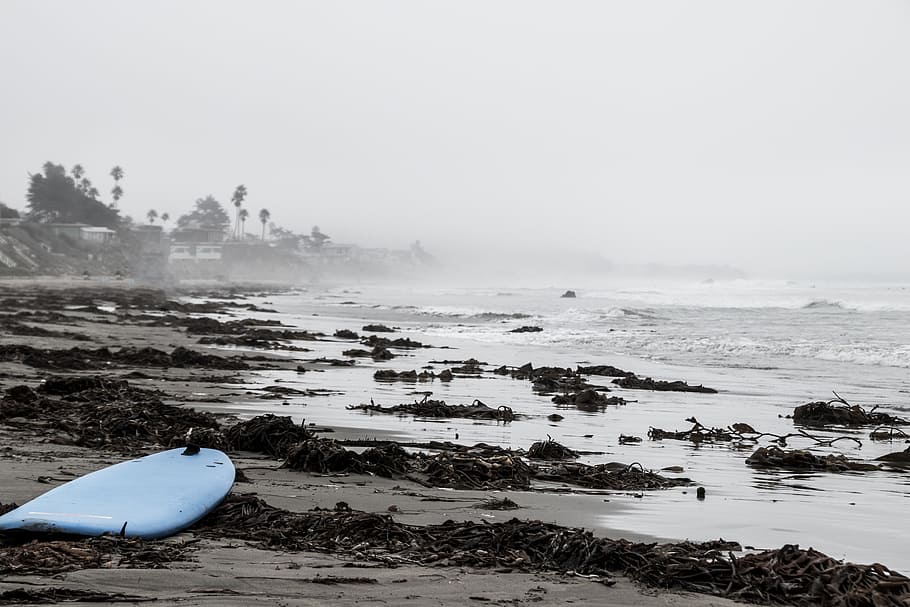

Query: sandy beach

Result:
[1,279,907,606]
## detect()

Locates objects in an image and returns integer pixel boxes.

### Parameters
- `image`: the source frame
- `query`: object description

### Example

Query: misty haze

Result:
[1,3,910,606]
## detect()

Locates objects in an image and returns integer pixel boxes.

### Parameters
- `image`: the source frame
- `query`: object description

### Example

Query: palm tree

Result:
[72,164,85,182]
[231,184,247,239]
[160,212,170,226]
[80,177,92,195]
[87,187,100,200]
[147,209,158,224]
[258,208,270,240]
[238,208,249,239]
[110,166,124,205]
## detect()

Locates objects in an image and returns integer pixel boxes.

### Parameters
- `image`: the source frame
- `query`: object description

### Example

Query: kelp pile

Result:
[746,446,880,472]
[348,397,516,422]
[361,335,429,349]
[0,378,320,458]
[0,536,192,575]
[792,393,909,427]
[552,389,626,411]
[0,344,249,371]
[373,368,454,382]
[0,376,223,451]
[527,436,578,460]
[648,418,760,444]
[493,364,605,395]
[536,462,693,491]
[199,494,910,607]
[420,450,533,490]
[281,437,683,492]
[225,413,314,458]
[612,375,717,394]
[283,439,414,478]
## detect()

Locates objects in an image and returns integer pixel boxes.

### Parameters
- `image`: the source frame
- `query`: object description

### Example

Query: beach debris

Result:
[281,438,684,492]
[473,497,521,510]
[509,326,543,333]
[449,358,485,375]
[306,357,356,366]
[552,389,626,411]
[0,588,152,603]
[420,451,533,490]
[343,347,395,360]
[576,364,633,377]
[282,439,413,477]
[561,290,576,298]
[0,536,191,575]
[432,358,489,366]
[612,375,717,393]
[361,335,428,349]
[362,324,395,333]
[349,396,517,422]
[334,329,359,339]
[547,414,564,422]
[283,438,367,474]
[524,367,605,395]
[374,369,422,381]
[198,494,910,607]
[536,461,692,491]
[647,417,862,450]
[0,317,91,341]
[791,392,909,427]
[0,376,226,451]
[619,434,642,444]
[0,344,249,371]
[527,436,578,460]
[696,487,706,500]
[648,418,759,444]
[869,426,910,441]
[746,446,880,472]
[225,414,314,458]
[197,334,311,351]
[875,447,910,464]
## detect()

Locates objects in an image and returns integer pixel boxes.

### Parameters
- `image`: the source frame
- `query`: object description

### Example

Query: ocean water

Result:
[209,278,910,571]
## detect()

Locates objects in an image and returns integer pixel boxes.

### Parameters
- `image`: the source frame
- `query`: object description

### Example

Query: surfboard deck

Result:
[0,447,234,539]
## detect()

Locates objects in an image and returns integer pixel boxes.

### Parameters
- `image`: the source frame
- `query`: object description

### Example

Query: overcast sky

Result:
[1,1,908,279]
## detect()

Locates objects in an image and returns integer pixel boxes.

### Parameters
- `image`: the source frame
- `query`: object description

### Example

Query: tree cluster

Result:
[26,163,121,228]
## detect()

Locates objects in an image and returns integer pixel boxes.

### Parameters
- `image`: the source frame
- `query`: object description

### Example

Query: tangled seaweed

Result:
[536,462,693,491]
[613,375,717,393]
[373,369,443,382]
[552,389,626,411]
[198,494,910,607]
[527,436,578,460]
[281,438,682,492]
[419,451,533,490]
[0,344,248,371]
[225,414,314,458]
[361,335,428,349]
[792,393,909,427]
[1,376,224,451]
[349,396,515,422]
[746,446,880,472]
[0,536,192,575]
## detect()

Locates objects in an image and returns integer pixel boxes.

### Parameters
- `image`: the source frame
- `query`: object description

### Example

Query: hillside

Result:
[0,223,132,277]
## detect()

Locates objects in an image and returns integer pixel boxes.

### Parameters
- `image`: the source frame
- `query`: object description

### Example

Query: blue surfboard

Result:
[0,447,234,539]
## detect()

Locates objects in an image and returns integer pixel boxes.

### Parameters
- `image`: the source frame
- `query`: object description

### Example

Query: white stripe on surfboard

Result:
[27,512,114,519]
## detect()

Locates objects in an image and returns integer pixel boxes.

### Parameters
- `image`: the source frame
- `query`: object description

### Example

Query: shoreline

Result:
[1,281,907,606]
